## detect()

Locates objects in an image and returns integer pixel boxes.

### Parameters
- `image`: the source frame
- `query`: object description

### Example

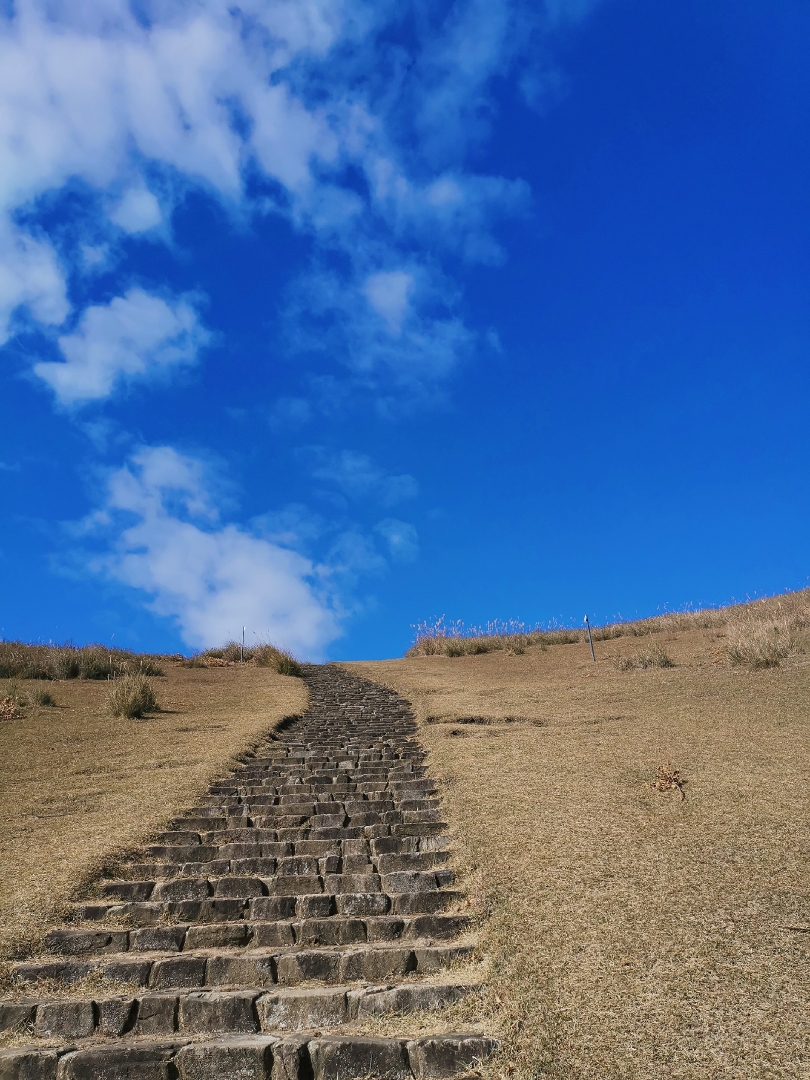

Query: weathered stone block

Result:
[149,957,206,990]
[334,893,389,917]
[275,950,340,986]
[130,927,186,952]
[257,988,347,1032]
[97,997,137,1037]
[184,923,251,950]
[134,993,178,1035]
[406,1035,496,1078]
[0,1048,58,1080]
[178,991,259,1034]
[338,947,414,983]
[34,1000,96,1039]
[308,1037,410,1080]
[174,1037,275,1080]
[56,1043,182,1080]
[151,877,211,903]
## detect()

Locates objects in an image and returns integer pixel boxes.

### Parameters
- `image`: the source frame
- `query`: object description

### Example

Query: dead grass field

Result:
[0,664,306,977]
[352,625,810,1079]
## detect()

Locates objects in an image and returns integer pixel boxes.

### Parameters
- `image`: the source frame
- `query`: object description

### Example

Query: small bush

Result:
[726,618,800,669]
[615,642,675,670]
[107,673,159,719]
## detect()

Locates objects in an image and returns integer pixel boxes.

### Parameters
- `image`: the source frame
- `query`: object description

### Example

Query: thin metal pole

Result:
[241,626,245,665]
[584,615,596,662]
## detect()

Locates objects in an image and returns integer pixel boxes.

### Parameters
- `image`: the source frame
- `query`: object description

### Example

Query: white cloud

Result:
[312,449,418,505]
[376,517,419,562]
[363,271,413,334]
[0,219,68,344]
[95,445,342,657]
[109,184,162,233]
[34,288,209,404]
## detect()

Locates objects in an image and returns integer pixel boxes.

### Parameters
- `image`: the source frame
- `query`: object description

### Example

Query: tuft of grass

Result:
[106,673,159,719]
[614,641,675,670]
[726,617,800,669]
[26,687,56,707]
[252,644,303,677]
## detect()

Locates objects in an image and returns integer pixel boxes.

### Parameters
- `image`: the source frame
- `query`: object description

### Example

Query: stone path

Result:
[0,666,494,1079]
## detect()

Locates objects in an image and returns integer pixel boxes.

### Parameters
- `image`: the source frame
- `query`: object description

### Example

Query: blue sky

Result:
[1,0,808,660]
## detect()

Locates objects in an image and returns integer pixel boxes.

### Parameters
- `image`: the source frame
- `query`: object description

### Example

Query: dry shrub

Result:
[726,617,801,669]
[107,673,159,718]
[614,641,675,670]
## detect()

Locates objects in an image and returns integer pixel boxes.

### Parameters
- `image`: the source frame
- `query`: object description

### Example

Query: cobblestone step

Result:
[44,914,470,956]
[0,1032,496,1079]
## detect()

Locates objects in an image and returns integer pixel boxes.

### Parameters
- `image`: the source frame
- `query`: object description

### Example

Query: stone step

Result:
[12,942,476,990]
[0,982,474,1039]
[114,849,448,881]
[74,889,466,927]
[0,1032,496,1080]
[97,868,455,903]
[44,914,471,955]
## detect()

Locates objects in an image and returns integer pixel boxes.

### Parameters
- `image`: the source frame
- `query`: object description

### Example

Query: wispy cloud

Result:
[376,517,419,562]
[312,449,418,506]
[34,288,209,405]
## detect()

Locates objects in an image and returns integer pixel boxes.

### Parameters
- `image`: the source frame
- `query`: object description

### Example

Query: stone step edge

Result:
[0,1031,497,1080]
[0,982,477,1039]
[11,942,476,991]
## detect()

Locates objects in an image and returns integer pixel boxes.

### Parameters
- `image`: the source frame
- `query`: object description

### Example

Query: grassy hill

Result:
[352,591,810,1078]
[1,592,807,1077]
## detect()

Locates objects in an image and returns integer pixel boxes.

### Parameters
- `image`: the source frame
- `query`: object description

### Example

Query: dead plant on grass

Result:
[0,696,19,720]
[653,762,685,801]
[106,673,159,719]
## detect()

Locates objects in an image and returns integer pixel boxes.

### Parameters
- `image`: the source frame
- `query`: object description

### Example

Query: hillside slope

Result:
[352,624,810,1079]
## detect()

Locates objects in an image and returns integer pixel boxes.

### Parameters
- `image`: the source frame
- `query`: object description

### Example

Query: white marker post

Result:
[584,615,596,662]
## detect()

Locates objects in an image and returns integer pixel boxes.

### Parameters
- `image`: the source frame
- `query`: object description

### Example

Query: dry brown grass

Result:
[409,588,810,663]
[352,619,810,1079]
[0,663,307,978]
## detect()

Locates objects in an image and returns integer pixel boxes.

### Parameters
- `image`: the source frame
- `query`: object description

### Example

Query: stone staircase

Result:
[0,666,494,1079]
